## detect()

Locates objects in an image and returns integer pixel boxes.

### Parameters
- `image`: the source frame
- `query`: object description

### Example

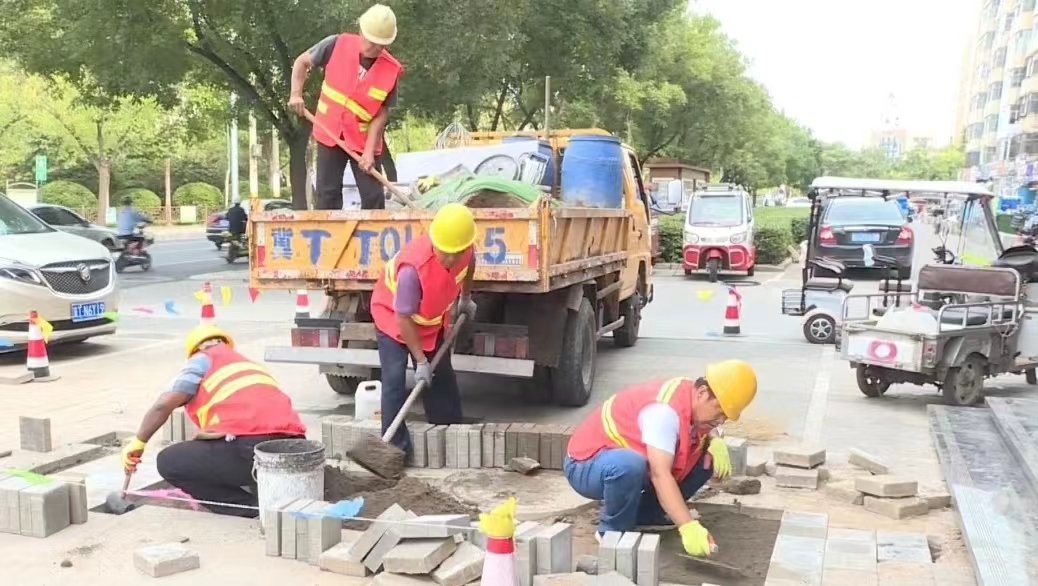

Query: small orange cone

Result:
[295,290,310,320]
[480,498,520,586]
[723,286,742,335]
[200,294,216,325]
[26,311,54,381]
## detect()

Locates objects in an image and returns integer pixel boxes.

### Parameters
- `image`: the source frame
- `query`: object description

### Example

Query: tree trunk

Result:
[97,159,111,225]
[288,131,310,210]
[164,158,172,225]
[270,128,281,199]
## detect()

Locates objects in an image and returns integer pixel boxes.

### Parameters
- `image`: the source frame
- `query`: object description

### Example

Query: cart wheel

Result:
[856,364,890,398]
[942,354,985,406]
[707,259,719,283]
[1027,369,1037,385]
[803,315,836,344]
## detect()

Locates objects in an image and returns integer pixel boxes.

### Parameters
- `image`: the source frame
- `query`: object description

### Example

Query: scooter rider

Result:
[226,198,248,243]
[117,196,151,253]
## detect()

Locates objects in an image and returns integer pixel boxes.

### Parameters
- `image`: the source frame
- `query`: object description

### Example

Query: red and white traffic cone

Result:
[26,311,52,380]
[480,498,519,586]
[723,286,742,336]
[295,290,310,320]
[202,281,213,296]
[199,295,216,325]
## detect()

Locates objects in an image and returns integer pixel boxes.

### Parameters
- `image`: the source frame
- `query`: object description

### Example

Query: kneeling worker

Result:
[121,326,307,517]
[565,360,757,556]
[370,203,478,454]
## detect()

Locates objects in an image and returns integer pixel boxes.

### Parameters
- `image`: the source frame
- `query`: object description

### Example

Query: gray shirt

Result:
[309,35,398,108]
[164,354,212,399]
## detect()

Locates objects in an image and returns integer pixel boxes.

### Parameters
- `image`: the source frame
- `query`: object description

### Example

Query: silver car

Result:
[29,204,122,251]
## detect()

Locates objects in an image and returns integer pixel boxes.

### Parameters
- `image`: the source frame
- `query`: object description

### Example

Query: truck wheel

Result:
[856,364,890,398]
[326,374,362,395]
[942,355,985,406]
[614,292,641,348]
[526,365,555,404]
[553,298,596,407]
[707,259,719,282]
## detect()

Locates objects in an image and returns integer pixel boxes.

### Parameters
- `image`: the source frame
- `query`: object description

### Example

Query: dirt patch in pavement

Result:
[566,506,779,586]
[324,466,478,530]
[723,416,788,443]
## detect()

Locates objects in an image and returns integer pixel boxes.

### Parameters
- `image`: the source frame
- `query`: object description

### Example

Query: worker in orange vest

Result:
[565,361,757,557]
[289,4,402,210]
[121,326,307,517]
[369,203,478,454]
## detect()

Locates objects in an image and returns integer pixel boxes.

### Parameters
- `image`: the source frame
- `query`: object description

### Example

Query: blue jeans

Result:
[563,449,713,534]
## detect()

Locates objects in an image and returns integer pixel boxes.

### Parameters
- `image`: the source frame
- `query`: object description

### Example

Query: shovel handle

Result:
[381,314,469,442]
[301,109,416,208]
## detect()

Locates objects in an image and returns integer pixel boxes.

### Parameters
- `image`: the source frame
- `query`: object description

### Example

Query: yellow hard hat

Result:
[704,360,757,421]
[358,4,397,45]
[428,203,477,253]
[185,325,233,358]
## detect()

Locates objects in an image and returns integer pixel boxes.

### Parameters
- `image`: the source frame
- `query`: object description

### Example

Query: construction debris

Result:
[721,476,761,495]
[133,543,200,578]
[507,457,542,475]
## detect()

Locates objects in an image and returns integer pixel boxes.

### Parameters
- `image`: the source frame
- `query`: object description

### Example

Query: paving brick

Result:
[539,425,554,469]
[364,511,418,572]
[324,415,353,459]
[427,426,447,469]
[172,410,185,442]
[481,423,496,468]
[162,414,174,443]
[432,541,485,586]
[822,480,864,505]
[0,476,29,534]
[50,473,87,525]
[848,448,890,475]
[778,511,828,540]
[725,437,748,476]
[875,532,932,564]
[918,483,951,510]
[821,568,878,585]
[494,424,508,467]
[505,423,522,462]
[518,423,540,461]
[775,466,819,489]
[396,514,471,539]
[765,461,778,477]
[854,476,917,498]
[279,499,312,560]
[411,423,433,468]
[766,534,825,585]
[615,531,641,580]
[133,543,200,577]
[347,503,409,562]
[458,424,472,468]
[445,425,460,468]
[468,521,486,550]
[468,424,483,468]
[636,533,660,586]
[516,521,544,586]
[306,502,343,565]
[597,571,638,585]
[19,416,52,453]
[773,445,826,469]
[598,530,623,573]
[260,497,295,556]
[535,523,573,575]
[824,528,876,572]
[382,537,458,574]
[745,454,768,477]
[319,541,371,577]
[552,424,570,470]
[20,481,70,537]
[294,500,324,563]
[878,560,935,585]
[863,497,929,520]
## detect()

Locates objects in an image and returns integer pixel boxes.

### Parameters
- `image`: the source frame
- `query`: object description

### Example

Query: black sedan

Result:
[815,197,914,278]
[206,199,292,249]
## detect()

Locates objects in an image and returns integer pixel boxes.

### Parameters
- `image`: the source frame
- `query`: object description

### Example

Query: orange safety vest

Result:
[184,345,307,438]
[312,33,402,155]
[567,378,710,482]
[370,235,473,353]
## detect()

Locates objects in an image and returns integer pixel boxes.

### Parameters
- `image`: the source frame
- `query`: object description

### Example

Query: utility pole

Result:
[248,112,259,199]
[229,93,240,204]
[270,128,281,199]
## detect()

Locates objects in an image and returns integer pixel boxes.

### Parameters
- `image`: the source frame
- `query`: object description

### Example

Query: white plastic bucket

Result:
[355,380,382,423]
[254,439,325,519]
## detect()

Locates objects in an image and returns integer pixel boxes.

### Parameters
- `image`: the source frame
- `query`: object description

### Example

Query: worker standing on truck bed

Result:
[288,3,402,210]
[121,326,307,517]
[369,203,479,454]
[564,360,757,557]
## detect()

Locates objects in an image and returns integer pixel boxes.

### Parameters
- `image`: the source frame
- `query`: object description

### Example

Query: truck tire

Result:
[326,374,361,395]
[613,291,642,348]
[553,298,596,407]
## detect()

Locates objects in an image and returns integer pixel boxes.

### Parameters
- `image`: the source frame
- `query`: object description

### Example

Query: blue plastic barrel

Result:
[503,136,555,186]
[560,135,624,208]
[1018,186,1035,206]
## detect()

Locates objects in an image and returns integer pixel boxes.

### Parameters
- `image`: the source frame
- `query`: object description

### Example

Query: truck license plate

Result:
[71,301,105,323]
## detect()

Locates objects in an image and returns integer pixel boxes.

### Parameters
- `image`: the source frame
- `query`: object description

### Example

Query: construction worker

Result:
[289,3,401,211]
[369,203,478,455]
[121,326,307,517]
[564,361,757,557]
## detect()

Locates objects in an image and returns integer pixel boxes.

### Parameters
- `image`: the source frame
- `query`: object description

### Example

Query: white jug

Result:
[355,380,382,423]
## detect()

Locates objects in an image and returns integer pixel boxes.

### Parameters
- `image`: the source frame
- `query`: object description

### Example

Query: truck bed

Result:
[248,200,630,293]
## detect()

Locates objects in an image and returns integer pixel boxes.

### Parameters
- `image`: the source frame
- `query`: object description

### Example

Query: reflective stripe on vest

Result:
[382,254,469,327]
[600,377,687,450]
[320,81,373,122]
[196,362,278,429]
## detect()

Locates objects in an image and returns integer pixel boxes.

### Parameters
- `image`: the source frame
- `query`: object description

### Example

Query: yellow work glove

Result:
[707,437,732,480]
[121,437,146,474]
[478,497,517,539]
[679,521,715,557]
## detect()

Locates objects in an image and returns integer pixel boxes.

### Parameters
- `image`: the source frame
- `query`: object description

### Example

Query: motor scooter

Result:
[224,231,248,263]
[114,223,154,273]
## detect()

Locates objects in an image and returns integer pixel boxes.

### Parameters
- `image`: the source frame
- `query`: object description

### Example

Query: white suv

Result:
[0,194,118,349]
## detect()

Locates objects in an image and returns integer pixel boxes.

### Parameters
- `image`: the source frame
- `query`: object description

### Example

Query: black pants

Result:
[376,328,463,454]
[315,142,389,210]
[155,433,302,518]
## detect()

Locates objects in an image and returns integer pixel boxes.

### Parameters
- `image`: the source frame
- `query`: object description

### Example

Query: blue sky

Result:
[693,0,978,148]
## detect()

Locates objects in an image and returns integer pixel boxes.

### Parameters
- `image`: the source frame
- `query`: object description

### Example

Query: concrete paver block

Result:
[347,502,409,562]
[455,425,470,469]
[765,461,778,477]
[745,455,768,477]
[598,530,623,573]
[597,571,638,585]
[396,513,470,539]
[20,481,70,538]
[468,521,486,550]
[364,511,418,572]
[432,541,485,586]
[918,483,951,510]
[427,426,447,469]
[468,424,483,468]
[615,531,641,580]
[445,425,460,468]
[553,425,570,470]
[481,424,496,468]
[306,502,342,565]
[382,537,458,574]
[636,532,660,586]
[538,425,554,469]
[294,500,320,563]
[533,574,590,586]
[133,543,200,577]
[863,497,929,520]
[50,473,88,525]
[775,466,819,489]
[279,499,312,560]
[411,422,433,468]
[778,511,829,540]
[823,528,876,572]
[878,560,935,585]
[516,521,544,586]
[848,448,890,475]
[875,532,932,564]
[319,541,371,577]
[19,416,52,453]
[773,445,826,469]
[854,475,917,497]
[261,497,294,556]
[725,437,748,476]
[518,423,540,461]
[505,423,522,462]
[821,568,878,585]
[0,476,30,534]
[494,424,507,467]
[767,534,825,585]
[822,480,864,505]
[536,523,573,575]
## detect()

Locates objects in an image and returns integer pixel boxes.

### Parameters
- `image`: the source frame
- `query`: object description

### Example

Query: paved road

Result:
[117,238,248,289]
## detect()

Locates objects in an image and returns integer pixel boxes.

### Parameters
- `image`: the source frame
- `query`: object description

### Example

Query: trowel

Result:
[676,553,746,580]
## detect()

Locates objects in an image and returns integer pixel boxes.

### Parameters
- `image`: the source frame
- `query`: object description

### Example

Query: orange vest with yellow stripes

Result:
[567,378,709,482]
[312,33,401,155]
[370,235,473,353]
[184,345,306,438]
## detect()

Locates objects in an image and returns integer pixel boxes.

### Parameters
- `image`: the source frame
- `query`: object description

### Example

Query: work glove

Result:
[458,296,477,322]
[121,437,147,474]
[415,361,433,386]
[679,521,715,557]
[707,437,732,480]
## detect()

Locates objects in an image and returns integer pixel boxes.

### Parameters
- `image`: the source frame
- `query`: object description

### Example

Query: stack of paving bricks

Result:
[161,409,199,444]
[768,444,828,490]
[597,530,661,586]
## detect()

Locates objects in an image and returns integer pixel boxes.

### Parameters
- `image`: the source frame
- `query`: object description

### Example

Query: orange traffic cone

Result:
[480,498,520,586]
[295,290,310,320]
[26,311,54,381]
[199,294,216,325]
[723,286,742,336]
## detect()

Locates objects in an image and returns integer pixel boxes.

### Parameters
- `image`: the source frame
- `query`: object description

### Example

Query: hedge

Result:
[116,188,162,209]
[172,182,223,209]
[39,181,96,209]
[657,206,808,266]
